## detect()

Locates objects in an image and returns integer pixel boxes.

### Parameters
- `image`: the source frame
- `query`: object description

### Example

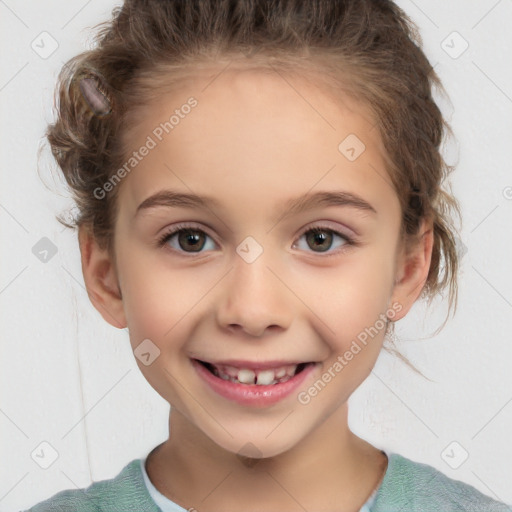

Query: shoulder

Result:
[372,451,512,512]
[23,459,160,512]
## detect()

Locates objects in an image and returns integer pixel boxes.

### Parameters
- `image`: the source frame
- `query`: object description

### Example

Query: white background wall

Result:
[1,0,511,510]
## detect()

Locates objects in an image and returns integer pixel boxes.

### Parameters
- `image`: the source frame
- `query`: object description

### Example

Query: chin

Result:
[206,426,302,461]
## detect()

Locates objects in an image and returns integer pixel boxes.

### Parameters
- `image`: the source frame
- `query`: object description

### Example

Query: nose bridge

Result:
[215,244,293,336]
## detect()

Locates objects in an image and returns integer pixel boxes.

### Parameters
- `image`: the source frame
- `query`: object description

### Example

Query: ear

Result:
[389,218,434,322]
[78,226,127,329]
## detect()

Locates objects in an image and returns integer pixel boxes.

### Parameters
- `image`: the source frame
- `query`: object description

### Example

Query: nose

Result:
[215,251,293,338]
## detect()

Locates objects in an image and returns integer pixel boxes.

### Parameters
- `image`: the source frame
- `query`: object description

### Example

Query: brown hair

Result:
[43,0,462,377]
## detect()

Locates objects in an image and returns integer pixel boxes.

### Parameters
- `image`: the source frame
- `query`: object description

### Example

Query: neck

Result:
[146,404,387,512]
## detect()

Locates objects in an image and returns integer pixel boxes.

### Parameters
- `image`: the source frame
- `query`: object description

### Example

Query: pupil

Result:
[179,230,204,252]
[308,230,331,252]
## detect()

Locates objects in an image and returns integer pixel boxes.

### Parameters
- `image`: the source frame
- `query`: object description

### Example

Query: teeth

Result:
[237,369,256,384]
[275,368,287,378]
[256,370,275,385]
[285,365,296,376]
[209,363,302,385]
[224,365,240,378]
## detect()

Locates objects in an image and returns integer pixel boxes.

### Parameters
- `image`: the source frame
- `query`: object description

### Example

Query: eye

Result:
[157,223,216,254]
[157,223,356,257]
[293,225,355,256]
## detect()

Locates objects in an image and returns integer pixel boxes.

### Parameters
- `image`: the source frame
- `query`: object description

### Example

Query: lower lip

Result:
[192,359,317,407]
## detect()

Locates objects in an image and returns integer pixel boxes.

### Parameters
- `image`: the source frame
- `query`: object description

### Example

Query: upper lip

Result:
[195,358,311,370]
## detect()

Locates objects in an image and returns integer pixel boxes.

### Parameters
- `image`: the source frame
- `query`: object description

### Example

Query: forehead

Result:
[118,65,398,223]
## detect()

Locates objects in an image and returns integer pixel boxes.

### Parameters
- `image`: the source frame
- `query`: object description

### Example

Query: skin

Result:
[79,62,433,512]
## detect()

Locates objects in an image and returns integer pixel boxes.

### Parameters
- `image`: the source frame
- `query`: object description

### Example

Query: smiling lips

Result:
[193,358,316,407]
[201,361,307,385]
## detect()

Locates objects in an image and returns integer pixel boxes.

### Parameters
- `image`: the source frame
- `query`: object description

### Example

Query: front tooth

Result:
[256,370,275,385]
[237,369,256,384]
[275,368,286,378]
[285,364,298,376]
[224,365,239,378]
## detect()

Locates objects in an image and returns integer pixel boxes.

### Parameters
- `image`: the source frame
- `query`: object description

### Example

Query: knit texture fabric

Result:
[25,451,512,512]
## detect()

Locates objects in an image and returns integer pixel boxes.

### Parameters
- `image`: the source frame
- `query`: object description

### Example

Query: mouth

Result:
[192,358,317,407]
[194,359,312,385]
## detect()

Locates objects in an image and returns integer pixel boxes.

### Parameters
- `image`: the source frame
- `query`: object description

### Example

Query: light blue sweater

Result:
[24,451,512,511]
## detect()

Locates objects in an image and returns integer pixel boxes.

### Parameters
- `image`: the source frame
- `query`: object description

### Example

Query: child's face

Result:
[85,65,430,458]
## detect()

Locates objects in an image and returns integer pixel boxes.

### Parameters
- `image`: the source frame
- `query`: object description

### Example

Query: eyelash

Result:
[156,222,357,258]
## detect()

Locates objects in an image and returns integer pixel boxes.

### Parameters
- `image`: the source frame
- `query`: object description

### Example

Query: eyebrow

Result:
[135,189,377,219]
[279,190,377,219]
[136,190,222,215]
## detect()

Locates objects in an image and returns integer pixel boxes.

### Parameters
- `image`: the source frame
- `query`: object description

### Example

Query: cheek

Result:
[117,251,214,343]
[306,253,395,319]
[298,253,396,364]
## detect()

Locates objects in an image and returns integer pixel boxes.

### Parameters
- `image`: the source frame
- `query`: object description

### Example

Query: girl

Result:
[26,0,511,510]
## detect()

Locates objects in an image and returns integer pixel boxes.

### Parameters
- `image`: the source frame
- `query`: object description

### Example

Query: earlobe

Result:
[78,226,127,329]
[389,219,434,322]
